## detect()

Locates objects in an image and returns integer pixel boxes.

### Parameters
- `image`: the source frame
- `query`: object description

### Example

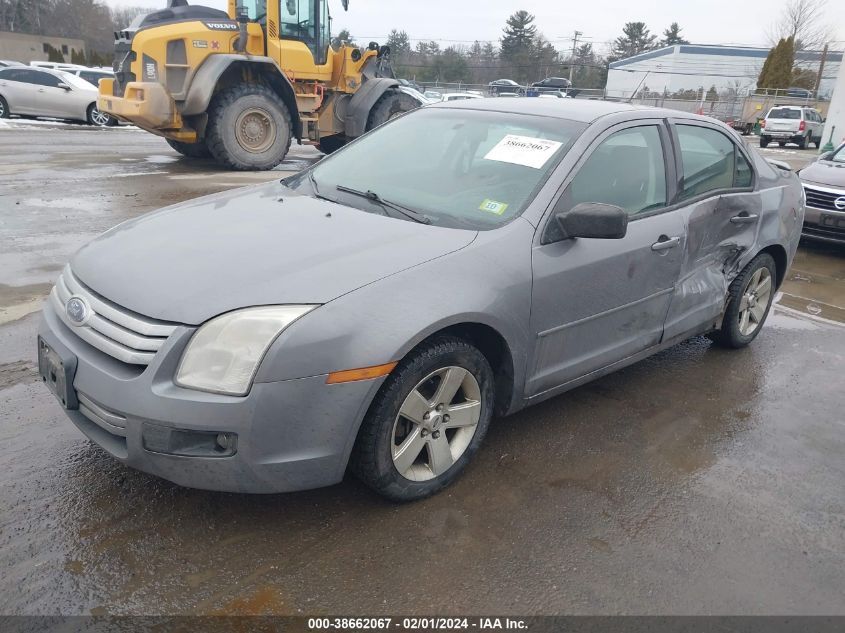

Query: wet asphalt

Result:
[0,121,844,616]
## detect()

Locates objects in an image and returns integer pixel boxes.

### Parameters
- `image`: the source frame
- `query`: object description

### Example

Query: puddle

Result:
[145,155,179,164]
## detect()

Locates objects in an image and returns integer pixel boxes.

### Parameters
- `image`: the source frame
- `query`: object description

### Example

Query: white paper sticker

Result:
[483,134,563,169]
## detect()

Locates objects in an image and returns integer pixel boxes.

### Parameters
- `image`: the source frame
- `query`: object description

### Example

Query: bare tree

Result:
[768,0,832,52]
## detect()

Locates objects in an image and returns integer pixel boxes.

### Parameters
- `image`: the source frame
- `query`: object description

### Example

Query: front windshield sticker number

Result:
[483,134,563,169]
[479,199,509,215]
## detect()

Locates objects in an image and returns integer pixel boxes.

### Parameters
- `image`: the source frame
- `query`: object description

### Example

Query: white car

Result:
[29,61,86,72]
[67,67,114,87]
[441,92,484,102]
[760,105,823,149]
[0,66,115,125]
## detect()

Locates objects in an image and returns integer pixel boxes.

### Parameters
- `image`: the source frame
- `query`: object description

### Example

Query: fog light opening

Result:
[216,433,234,451]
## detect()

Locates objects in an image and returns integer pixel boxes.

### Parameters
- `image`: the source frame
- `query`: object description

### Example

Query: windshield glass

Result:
[831,144,845,163]
[767,108,801,119]
[296,107,584,229]
[58,72,95,90]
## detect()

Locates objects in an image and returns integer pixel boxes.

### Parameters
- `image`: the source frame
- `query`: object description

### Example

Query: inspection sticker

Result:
[483,134,563,169]
[479,199,509,215]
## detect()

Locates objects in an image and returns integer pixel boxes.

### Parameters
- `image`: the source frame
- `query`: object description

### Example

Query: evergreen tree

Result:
[385,29,411,57]
[610,22,657,60]
[500,10,537,63]
[706,85,719,101]
[660,22,689,47]
[331,28,354,49]
[757,36,795,91]
[45,43,65,62]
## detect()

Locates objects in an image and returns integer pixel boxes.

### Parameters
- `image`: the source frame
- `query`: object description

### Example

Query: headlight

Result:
[175,305,316,396]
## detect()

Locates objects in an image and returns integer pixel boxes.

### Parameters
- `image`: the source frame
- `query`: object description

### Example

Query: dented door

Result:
[662,122,761,341]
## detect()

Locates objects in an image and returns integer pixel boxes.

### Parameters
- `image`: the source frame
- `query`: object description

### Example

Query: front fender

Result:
[344,77,398,138]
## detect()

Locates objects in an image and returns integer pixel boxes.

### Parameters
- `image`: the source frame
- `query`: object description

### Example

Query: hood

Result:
[799,159,845,189]
[71,182,477,325]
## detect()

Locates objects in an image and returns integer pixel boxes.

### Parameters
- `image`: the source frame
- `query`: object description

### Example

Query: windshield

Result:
[831,144,845,163]
[295,107,584,229]
[767,108,801,119]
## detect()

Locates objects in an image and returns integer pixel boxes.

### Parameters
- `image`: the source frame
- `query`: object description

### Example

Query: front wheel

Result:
[0,96,9,119]
[366,89,421,131]
[351,337,494,502]
[206,83,293,170]
[87,103,115,127]
[759,136,770,148]
[711,253,777,349]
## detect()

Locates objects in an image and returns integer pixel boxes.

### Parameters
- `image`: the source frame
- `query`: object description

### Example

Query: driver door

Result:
[527,121,685,398]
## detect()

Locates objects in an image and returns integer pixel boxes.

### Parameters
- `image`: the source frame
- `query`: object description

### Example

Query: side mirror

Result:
[555,202,628,240]
[57,82,71,90]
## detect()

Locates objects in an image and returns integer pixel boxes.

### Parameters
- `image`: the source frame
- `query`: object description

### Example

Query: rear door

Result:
[662,121,760,340]
[527,120,685,397]
[0,68,41,113]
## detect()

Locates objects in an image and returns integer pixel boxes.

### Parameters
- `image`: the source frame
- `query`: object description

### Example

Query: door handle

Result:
[38,88,45,92]
[651,235,680,251]
[730,212,759,225]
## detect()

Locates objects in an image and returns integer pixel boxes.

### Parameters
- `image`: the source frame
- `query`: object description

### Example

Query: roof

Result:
[432,97,640,122]
[609,43,843,69]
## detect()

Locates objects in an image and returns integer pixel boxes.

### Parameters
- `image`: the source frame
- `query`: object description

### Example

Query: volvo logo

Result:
[835,196,845,211]
[66,296,90,326]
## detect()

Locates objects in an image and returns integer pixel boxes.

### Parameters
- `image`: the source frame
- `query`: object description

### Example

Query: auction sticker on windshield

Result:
[484,134,563,169]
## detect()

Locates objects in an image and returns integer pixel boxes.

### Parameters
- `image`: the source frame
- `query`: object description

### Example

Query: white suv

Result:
[760,105,823,149]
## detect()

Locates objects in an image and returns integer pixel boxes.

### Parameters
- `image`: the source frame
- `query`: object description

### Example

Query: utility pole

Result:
[568,30,582,83]
[814,43,828,98]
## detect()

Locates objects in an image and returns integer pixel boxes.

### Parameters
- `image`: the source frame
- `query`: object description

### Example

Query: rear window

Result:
[767,108,801,120]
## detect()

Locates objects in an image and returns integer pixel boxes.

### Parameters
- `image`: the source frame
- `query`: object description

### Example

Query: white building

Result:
[822,60,845,148]
[606,44,842,99]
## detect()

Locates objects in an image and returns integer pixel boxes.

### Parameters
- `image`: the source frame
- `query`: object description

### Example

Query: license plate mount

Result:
[37,336,79,410]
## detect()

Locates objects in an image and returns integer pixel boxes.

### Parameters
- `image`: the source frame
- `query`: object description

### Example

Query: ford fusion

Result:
[39,99,804,501]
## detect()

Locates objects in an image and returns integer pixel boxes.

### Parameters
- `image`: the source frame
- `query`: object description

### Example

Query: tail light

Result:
[761,119,766,129]
[799,120,806,131]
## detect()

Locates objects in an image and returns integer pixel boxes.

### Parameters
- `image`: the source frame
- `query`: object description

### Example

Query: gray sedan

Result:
[38,99,804,501]
[798,142,845,243]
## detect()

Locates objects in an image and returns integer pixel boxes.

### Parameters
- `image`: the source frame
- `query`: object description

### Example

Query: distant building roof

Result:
[609,43,843,69]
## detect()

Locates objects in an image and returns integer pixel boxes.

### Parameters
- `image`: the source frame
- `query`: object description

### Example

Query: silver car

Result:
[38,100,804,501]
[798,142,845,243]
[0,66,114,125]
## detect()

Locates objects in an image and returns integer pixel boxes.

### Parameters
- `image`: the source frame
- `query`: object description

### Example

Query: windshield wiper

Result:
[335,185,431,224]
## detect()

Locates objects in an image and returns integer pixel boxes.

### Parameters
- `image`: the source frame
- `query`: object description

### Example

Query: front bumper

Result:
[97,78,193,139]
[39,302,383,493]
[802,205,845,244]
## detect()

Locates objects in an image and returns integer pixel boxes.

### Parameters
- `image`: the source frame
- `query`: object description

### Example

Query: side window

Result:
[677,124,736,200]
[735,150,753,188]
[562,125,667,217]
[32,71,60,87]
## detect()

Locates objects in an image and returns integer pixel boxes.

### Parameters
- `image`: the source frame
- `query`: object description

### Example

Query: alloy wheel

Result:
[737,267,773,336]
[391,366,482,481]
[90,107,110,126]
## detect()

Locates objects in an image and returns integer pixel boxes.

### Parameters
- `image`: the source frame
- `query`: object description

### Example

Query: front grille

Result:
[49,265,178,366]
[803,184,845,212]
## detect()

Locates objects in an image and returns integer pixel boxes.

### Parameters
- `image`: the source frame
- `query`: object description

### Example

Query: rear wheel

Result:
[87,103,115,127]
[351,336,494,502]
[166,138,212,158]
[0,96,8,119]
[366,89,420,131]
[317,134,347,155]
[206,83,293,171]
[759,136,770,148]
[711,253,777,349]
[797,133,808,149]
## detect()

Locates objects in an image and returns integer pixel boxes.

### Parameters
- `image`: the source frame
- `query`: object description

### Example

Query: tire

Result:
[87,103,115,127]
[317,134,347,155]
[366,89,420,131]
[0,96,8,119]
[813,135,821,149]
[711,253,777,349]
[759,136,769,148]
[350,336,495,502]
[778,141,786,147]
[797,134,808,149]
[166,137,212,158]
[206,83,293,171]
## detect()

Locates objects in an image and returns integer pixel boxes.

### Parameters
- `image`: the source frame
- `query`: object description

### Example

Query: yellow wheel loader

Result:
[97,0,423,170]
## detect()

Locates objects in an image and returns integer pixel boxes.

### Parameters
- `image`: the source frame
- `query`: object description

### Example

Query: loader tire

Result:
[206,83,293,171]
[166,138,211,159]
[366,90,420,131]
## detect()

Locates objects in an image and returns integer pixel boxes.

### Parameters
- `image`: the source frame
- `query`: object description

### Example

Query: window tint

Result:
[767,108,801,119]
[677,125,737,200]
[735,150,753,188]
[1,69,42,84]
[564,125,667,216]
[31,71,60,87]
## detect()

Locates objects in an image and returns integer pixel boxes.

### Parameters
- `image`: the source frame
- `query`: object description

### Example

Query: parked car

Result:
[38,99,802,501]
[423,90,443,101]
[537,91,571,99]
[797,142,845,243]
[29,61,85,72]
[397,78,425,94]
[0,60,24,67]
[532,77,572,93]
[488,79,522,95]
[785,87,813,99]
[759,105,823,149]
[440,92,483,102]
[66,67,114,87]
[0,66,115,125]
[496,92,521,98]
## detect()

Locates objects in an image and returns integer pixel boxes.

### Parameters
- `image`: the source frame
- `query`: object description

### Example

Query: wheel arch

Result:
[758,243,788,288]
[181,55,302,141]
[345,77,398,138]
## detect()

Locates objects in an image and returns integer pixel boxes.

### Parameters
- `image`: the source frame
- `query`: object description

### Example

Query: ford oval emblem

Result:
[66,296,90,326]
[835,196,845,211]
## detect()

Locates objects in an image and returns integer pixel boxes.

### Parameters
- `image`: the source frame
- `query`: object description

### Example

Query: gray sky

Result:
[113,0,845,54]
